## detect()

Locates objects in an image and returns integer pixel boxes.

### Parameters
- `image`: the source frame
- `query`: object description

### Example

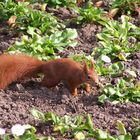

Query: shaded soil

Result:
[0,6,140,140]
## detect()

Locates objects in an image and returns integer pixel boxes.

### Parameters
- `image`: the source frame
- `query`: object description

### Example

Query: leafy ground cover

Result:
[0,0,140,139]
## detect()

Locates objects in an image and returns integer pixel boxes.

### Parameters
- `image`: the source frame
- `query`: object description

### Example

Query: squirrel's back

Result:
[0,54,45,89]
[43,58,82,73]
[42,58,83,82]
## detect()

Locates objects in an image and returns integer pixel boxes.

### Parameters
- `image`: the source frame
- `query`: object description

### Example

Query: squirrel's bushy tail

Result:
[0,54,45,89]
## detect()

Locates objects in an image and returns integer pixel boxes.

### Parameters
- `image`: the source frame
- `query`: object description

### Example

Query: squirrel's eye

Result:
[87,75,91,79]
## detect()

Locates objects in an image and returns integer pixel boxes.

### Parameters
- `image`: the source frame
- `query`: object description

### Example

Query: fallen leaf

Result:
[125,69,137,78]
[41,4,47,11]
[7,15,17,25]
[134,3,140,18]
[116,53,127,61]
[135,8,140,18]
[95,1,104,8]
[135,81,140,90]
[107,8,119,19]
[77,0,84,6]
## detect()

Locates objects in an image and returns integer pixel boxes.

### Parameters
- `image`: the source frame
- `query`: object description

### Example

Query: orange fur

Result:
[0,54,45,89]
[41,58,99,96]
[0,54,99,96]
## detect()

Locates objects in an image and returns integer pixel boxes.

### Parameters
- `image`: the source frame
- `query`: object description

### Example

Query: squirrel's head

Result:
[82,60,101,87]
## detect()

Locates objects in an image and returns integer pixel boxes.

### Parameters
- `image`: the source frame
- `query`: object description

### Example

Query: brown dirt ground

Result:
[0,6,140,140]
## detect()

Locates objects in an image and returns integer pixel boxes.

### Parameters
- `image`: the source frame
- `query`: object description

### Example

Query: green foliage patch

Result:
[30,109,140,140]
[75,2,109,25]
[99,78,140,104]
[93,15,140,61]
[8,27,78,60]
[0,0,63,33]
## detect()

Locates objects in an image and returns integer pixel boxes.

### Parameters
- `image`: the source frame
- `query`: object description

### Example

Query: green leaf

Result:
[98,94,108,103]
[85,114,94,133]
[30,109,45,122]
[117,120,127,135]
[116,53,127,61]
[65,28,78,39]
[53,125,64,133]
[111,100,120,104]
[68,41,77,47]
[27,26,36,36]
[108,87,116,95]
[45,112,59,124]
[74,132,85,140]
[111,63,120,71]
[96,129,108,139]
[118,133,132,140]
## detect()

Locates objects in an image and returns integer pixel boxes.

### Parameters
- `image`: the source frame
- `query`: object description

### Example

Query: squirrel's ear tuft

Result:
[90,59,95,70]
[82,60,88,73]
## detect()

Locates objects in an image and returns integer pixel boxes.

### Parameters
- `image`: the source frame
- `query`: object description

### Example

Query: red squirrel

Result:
[0,54,101,96]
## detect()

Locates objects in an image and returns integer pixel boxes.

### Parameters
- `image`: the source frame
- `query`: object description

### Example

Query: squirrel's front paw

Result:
[85,83,91,93]
[72,91,78,96]
[71,88,78,96]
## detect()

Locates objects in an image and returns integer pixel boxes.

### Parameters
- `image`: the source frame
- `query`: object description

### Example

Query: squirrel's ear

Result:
[82,60,88,73]
[90,59,95,70]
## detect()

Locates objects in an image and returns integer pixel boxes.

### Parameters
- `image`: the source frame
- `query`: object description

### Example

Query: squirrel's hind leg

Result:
[67,82,78,96]
[70,88,78,96]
